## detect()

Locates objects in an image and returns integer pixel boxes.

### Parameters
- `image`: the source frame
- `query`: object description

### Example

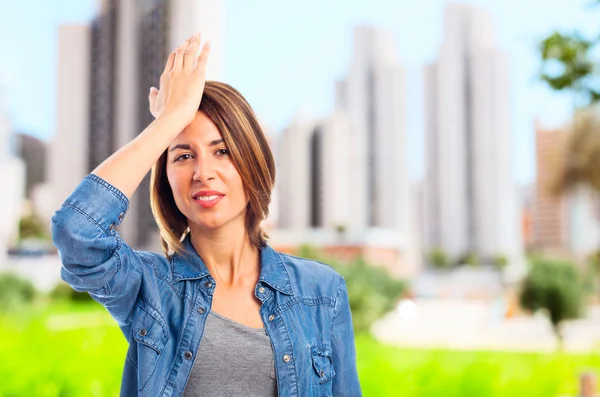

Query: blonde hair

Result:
[149,81,276,257]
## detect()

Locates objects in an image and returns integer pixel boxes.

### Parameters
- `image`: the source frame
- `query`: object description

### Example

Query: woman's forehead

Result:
[174,118,223,146]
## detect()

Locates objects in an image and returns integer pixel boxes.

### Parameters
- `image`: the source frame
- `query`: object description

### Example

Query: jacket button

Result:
[117,212,125,223]
[283,354,291,363]
[204,281,213,288]
[268,314,275,321]
[198,307,205,314]
[139,329,147,336]
[184,351,193,360]
[258,286,265,293]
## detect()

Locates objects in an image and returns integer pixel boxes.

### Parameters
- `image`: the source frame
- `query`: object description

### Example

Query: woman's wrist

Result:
[153,111,191,139]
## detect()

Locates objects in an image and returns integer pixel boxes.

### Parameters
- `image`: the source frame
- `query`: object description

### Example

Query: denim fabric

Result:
[51,174,362,397]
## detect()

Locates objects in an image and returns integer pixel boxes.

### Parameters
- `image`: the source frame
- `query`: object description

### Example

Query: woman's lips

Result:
[193,195,224,208]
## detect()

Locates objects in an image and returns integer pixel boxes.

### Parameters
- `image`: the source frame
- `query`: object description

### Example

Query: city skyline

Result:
[1,0,597,185]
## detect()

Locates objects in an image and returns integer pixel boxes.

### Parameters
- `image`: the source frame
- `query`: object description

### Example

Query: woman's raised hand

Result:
[149,33,210,125]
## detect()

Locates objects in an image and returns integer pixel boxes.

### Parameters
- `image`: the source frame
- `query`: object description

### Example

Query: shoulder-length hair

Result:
[149,81,275,257]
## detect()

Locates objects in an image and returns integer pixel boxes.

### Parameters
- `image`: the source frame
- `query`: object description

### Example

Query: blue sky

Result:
[0,0,598,183]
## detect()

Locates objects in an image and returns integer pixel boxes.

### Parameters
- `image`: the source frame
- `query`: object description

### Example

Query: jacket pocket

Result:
[132,305,168,392]
[311,345,335,384]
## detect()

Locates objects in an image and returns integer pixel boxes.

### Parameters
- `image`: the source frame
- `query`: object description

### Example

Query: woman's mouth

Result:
[193,194,224,208]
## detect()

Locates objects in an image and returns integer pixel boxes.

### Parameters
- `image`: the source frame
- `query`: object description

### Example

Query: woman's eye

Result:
[175,154,192,162]
[216,148,229,157]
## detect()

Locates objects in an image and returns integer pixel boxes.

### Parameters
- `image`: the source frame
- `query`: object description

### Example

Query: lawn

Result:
[0,301,598,396]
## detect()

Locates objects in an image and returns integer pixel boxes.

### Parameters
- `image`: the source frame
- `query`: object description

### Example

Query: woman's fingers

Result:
[161,51,175,77]
[151,34,209,121]
[148,87,159,117]
[194,40,211,74]
[173,36,193,72]
[183,34,201,71]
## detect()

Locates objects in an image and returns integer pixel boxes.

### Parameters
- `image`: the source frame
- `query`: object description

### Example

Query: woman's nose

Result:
[192,155,216,182]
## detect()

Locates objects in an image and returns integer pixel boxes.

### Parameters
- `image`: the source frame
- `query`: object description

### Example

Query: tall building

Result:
[51,24,90,211]
[276,114,313,230]
[424,4,522,264]
[0,86,26,263]
[52,0,223,250]
[335,25,410,233]
[275,26,419,275]
[277,111,352,230]
[15,133,47,198]
[531,121,600,257]
[531,122,569,251]
[278,25,411,234]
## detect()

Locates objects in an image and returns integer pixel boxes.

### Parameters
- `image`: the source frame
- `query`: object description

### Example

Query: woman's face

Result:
[166,111,249,232]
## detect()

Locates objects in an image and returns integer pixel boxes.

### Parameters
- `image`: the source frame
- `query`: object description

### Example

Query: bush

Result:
[297,245,407,333]
[50,282,94,302]
[492,254,508,270]
[456,251,479,267]
[0,273,36,312]
[519,259,584,348]
[19,213,50,241]
[428,248,450,269]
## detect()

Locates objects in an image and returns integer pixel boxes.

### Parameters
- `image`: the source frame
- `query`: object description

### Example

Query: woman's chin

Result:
[189,214,228,231]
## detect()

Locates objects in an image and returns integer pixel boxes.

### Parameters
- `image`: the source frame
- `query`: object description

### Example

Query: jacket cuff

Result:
[63,173,130,232]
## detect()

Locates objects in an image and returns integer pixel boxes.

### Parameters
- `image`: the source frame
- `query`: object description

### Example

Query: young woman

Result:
[52,33,361,397]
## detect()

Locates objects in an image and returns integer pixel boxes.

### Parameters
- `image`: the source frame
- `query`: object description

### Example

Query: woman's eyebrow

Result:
[209,138,224,146]
[169,139,224,152]
[169,143,191,152]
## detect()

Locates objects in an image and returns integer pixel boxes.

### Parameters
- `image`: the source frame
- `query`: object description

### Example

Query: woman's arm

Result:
[51,34,210,334]
[331,276,363,396]
[92,33,210,199]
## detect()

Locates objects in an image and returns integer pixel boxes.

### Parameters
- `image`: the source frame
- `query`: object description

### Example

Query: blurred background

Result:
[1,0,600,396]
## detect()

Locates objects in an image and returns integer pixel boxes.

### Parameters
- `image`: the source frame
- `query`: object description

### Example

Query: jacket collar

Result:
[170,233,294,295]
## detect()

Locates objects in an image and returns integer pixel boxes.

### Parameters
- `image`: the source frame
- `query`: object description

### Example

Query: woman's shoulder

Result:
[275,251,343,297]
[130,249,172,279]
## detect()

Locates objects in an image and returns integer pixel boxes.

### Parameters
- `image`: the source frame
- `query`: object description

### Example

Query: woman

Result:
[52,33,361,397]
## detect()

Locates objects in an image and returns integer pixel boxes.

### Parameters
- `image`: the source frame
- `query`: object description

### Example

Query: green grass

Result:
[0,301,126,397]
[1,301,599,396]
[357,335,600,396]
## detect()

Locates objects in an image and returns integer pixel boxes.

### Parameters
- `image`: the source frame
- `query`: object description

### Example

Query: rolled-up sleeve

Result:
[331,276,362,396]
[51,174,143,332]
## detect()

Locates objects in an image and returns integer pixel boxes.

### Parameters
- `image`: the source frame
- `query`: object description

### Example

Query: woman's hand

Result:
[148,33,210,125]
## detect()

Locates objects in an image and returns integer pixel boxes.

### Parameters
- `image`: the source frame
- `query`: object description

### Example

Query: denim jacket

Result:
[51,174,362,397]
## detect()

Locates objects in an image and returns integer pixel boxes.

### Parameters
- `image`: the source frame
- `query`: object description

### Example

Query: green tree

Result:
[538,2,600,259]
[539,31,599,107]
[519,259,584,349]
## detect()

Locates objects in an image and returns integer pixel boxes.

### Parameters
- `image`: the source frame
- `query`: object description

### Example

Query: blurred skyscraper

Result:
[336,25,410,233]
[531,122,569,252]
[279,25,410,233]
[0,86,25,263]
[531,121,600,257]
[276,25,419,276]
[423,4,523,265]
[15,133,47,199]
[52,0,223,250]
[277,111,352,230]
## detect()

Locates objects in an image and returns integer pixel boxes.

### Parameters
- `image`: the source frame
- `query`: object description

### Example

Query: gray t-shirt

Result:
[182,310,278,397]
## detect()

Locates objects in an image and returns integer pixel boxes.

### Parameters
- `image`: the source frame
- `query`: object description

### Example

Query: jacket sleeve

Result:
[331,276,362,396]
[51,173,144,338]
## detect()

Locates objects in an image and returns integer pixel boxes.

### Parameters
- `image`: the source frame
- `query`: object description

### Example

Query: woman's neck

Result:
[188,223,260,288]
